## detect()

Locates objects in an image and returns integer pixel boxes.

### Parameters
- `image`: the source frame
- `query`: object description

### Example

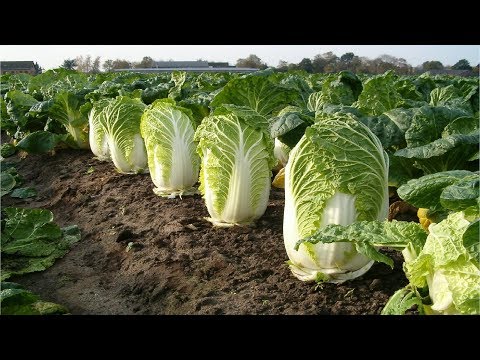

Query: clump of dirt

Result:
[2,148,411,315]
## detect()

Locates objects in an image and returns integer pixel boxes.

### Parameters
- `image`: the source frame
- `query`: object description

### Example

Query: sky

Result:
[1,45,478,70]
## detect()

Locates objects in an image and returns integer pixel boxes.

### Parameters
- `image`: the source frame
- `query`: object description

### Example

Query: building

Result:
[1,61,38,75]
[114,60,258,73]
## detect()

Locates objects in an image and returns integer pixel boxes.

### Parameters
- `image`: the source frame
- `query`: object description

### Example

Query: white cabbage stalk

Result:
[284,115,389,283]
[195,110,275,227]
[99,96,148,174]
[140,100,200,197]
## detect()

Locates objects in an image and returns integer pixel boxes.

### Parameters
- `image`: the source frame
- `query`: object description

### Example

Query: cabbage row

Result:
[1,68,478,315]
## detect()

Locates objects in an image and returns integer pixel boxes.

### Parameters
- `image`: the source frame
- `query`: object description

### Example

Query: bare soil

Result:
[2,147,417,315]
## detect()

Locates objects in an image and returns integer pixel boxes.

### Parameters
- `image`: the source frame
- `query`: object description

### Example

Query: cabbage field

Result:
[1,68,478,315]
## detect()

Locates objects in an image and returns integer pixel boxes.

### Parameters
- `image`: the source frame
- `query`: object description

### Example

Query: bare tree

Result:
[75,55,92,73]
[91,56,101,73]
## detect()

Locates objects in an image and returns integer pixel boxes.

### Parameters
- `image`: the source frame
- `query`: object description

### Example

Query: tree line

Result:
[237,53,478,75]
[60,53,478,75]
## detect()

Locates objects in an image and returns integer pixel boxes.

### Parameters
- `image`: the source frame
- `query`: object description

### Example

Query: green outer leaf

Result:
[307,72,363,114]
[215,104,269,131]
[49,91,89,149]
[387,151,423,187]
[440,175,479,212]
[279,74,314,108]
[5,90,38,127]
[16,131,65,154]
[178,95,211,124]
[1,287,39,307]
[443,115,479,137]
[269,106,314,149]
[1,282,69,315]
[211,75,296,116]
[384,107,415,133]
[355,242,394,268]
[1,208,81,280]
[429,85,473,114]
[296,220,427,268]
[1,143,16,158]
[1,172,16,197]
[394,133,478,159]
[355,71,403,116]
[395,79,424,102]
[403,106,470,148]
[270,106,314,137]
[358,114,405,149]
[9,187,37,199]
[168,71,187,100]
[307,91,323,114]
[397,170,474,211]
[381,286,425,315]
[463,220,479,265]
[2,207,62,256]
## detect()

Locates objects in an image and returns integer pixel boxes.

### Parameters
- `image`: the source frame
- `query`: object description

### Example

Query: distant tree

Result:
[61,59,76,70]
[322,51,338,62]
[287,63,299,71]
[413,65,424,74]
[103,59,114,72]
[395,57,412,75]
[277,60,289,72]
[472,64,479,75]
[33,62,43,75]
[75,55,91,73]
[340,52,355,63]
[91,56,101,73]
[323,63,336,73]
[338,52,359,71]
[312,54,327,73]
[75,55,101,73]
[134,56,155,69]
[377,54,399,64]
[452,59,472,70]
[373,59,396,73]
[422,60,444,71]
[236,54,267,69]
[321,52,339,72]
[112,59,132,70]
[297,58,313,73]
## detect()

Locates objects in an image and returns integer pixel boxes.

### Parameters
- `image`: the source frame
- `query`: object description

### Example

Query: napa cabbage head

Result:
[98,96,148,174]
[195,107,276,227]
[88,99,110,161]
[284,114,389,283]
[140,99,200,198]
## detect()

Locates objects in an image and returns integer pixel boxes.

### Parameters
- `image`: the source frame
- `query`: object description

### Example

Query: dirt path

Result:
[2,148,410,314]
